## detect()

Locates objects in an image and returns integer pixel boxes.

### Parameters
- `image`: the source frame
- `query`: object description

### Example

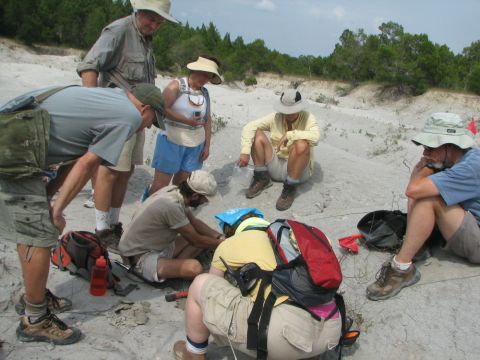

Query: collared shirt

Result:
[77,14,156,90]
[240,111,320,172]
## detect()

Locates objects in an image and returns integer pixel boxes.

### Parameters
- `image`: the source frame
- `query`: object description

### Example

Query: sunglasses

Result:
[422,145,436,151]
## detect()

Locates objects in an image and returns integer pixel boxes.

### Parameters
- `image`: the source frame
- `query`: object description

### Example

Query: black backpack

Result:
[357,210,407,251]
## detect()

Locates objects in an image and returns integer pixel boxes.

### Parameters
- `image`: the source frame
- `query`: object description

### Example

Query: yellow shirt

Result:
[211,230,288,306]
[240,111,320,167]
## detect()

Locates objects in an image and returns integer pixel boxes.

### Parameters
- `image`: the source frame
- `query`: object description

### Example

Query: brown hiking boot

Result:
[16,311,82,345]
[173,340,206,360]
[275,182,296,211]
[245,171,272,198]
[96,228,120,254]
[15,289,72,316]
[366,260,421,301]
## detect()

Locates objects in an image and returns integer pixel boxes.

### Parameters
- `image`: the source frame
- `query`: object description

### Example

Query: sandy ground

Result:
[1,37,480,360]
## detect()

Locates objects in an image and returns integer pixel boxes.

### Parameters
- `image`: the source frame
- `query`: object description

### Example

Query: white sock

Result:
[286,176,300,185]
[95,209,110,231]
[392,256,411,271]
[109,207,121,226]
[186,337,208,355]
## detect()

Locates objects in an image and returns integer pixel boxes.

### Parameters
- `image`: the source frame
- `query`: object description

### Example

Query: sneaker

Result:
[245,171,272,199]
[173,340,206,360]
[16,311,82,345]
[15,289,72,316]
[366,261,421,301]
[275,182,296,211]
[96,228,120,254]
[83,193,95,208]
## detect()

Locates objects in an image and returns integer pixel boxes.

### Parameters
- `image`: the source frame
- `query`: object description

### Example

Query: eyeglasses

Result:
[188,93,205,106]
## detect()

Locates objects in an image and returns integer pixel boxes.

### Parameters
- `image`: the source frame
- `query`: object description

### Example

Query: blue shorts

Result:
[151,134,204,174]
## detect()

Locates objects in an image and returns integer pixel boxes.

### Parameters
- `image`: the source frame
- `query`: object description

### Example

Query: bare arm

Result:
[200,109,212,161]
[50,152,103,232]
[80,70,99,87]
[187,211,223,238]
[405,158,439,200]
[176,222,223,249]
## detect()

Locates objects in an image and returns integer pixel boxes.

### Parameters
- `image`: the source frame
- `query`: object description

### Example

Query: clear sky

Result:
[170,0,480,57]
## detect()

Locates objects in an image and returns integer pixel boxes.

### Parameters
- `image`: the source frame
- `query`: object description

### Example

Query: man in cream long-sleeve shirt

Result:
[237,89,320,211]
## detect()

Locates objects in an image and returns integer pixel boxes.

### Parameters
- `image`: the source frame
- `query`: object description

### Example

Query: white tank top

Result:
[165,77,207,147]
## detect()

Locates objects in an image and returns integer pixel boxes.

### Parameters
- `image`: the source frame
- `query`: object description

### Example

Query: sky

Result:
[170,0,480,57]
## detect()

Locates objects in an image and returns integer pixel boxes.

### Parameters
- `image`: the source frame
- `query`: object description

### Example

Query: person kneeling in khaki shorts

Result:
[173,208,341,360]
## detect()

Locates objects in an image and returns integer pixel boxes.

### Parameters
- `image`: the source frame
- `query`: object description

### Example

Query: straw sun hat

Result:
[187,57,222,85]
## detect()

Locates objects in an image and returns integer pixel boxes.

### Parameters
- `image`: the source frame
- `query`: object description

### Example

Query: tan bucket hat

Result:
[187,170,218,200]
[412,112,474,149]
[273,89,307,114]
[130,0,178,23]
[187,57,222,85]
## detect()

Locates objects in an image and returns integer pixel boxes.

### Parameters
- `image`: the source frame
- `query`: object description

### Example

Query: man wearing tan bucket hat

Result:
[76,0,178,250]
[367,112,480,301]
[237,89,320,211]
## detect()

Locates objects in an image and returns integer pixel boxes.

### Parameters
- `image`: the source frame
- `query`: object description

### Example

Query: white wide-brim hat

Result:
[273,89,307,114]
[412,112,474,149]
[187,57,222,85]
[130,0,178,23]
[187,170,220,201]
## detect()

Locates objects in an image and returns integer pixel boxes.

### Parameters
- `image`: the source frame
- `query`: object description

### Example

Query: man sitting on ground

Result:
[173,208,342,360]
[237,89,320,211]
[0,83,163,345]
[119,170,225,283]
[367,113,480,301]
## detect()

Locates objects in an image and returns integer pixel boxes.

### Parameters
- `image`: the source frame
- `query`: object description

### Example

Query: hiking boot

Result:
[112,222,124,239]
[16,311,82,345]
[275,182,296,211]
[173,340,206,360]
[245,171,272,198]
[366,260,421,301]
[96,228,120,254]
[15,289,72,316]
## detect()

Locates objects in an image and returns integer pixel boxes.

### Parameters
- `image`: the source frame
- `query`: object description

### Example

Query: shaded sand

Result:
[1,37,480,360]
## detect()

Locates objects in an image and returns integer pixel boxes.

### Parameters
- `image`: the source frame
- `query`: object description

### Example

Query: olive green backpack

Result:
[0,86,76,179]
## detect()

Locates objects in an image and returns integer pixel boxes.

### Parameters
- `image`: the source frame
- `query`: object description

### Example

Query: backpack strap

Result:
[256,291,276,360]
[201,86,210,123]
[247,277,270,350]
[34,85,79,104]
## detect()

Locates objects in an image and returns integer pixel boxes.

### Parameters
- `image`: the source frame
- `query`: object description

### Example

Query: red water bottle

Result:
[90,256,108,296]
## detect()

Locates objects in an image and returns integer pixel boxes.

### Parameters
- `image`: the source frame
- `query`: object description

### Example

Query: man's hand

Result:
[50,207,66,233]
[237,154,250,167]
[276,134,288,152]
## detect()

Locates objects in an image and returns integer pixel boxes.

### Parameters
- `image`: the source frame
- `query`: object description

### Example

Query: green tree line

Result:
[1,0,479,95]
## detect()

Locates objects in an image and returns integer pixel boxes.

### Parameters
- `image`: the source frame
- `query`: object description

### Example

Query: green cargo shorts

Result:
[0,177,58,247]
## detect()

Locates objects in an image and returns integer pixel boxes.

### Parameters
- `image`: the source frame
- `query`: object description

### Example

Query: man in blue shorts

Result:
[0,84,163,344]
[367,112,480,300]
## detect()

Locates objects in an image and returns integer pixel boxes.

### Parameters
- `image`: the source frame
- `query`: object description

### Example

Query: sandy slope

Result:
[1,38,480,360]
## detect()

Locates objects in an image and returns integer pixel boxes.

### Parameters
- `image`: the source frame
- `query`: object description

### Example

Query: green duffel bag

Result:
[0,107,50,179]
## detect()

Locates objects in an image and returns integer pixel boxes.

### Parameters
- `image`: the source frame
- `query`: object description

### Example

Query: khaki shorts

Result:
[266,144,311,183]
[133,242,175,282]
[200,276,341,360]
[108,130,145,172]
[0,177,59,247]
[445,211,480,263]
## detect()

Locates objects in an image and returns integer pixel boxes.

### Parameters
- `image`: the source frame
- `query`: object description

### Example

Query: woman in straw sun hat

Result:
[147,55,222,197]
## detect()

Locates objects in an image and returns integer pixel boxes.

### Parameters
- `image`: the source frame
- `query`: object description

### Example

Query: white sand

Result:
[1,37,480,359]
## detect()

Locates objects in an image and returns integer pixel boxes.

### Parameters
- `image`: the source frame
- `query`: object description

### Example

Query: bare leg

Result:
[185,273,212,343]
[251,130,273,166]
[172,171,191,186]
[149,170,173,195]
[286,140,310,180]
[155,237,203,279]
[94,165,118,212]
[396,197,464,263]
[111,166,134,208]
[17,245,51,304]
